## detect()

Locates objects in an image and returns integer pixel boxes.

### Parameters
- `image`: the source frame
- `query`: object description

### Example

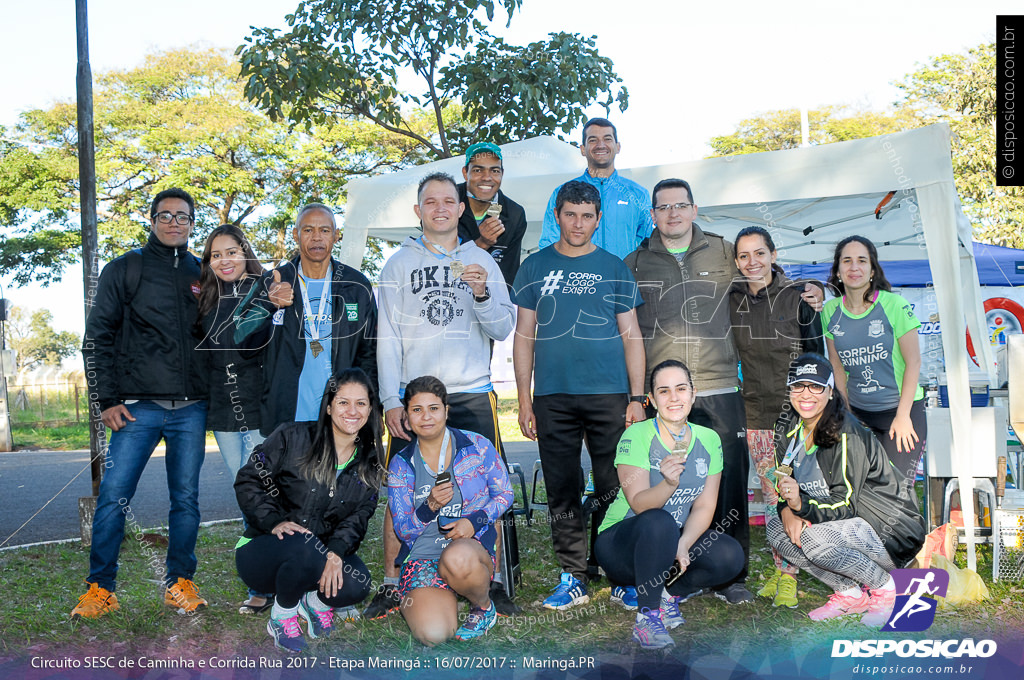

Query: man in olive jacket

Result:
[624,178,754,604]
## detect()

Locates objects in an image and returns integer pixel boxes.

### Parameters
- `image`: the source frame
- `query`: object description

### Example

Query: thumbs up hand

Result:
[269,269,294,308]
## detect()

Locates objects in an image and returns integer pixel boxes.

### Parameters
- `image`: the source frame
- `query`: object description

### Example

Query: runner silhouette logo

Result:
[882,568,949,632]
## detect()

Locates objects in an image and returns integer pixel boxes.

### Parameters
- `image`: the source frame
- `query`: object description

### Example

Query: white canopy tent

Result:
[344,123,996,570]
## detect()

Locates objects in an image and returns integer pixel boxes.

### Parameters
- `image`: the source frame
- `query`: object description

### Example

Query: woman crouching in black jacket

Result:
[234,368,383,653]
[768,353,925,628]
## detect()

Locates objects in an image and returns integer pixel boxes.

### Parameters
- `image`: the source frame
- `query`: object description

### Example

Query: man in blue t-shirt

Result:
[537,118,653,259]
[512,180,646,610]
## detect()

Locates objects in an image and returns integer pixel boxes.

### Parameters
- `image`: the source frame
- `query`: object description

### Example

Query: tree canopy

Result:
[707,42,1020,248]
[4,306,80,372]
[0,47,414,285]
[896,42,1022,248]
[708,106,918,156]
[237,0,628,159]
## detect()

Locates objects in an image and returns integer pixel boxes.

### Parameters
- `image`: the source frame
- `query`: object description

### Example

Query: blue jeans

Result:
[88,400,207,591]
[213,428,270,600]
[213,429,266,478]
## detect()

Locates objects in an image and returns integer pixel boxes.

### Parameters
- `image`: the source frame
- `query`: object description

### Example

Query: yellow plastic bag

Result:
[931,553,989,608]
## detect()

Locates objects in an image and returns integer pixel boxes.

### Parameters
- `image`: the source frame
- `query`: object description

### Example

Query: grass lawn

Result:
[1,497,1021,670]
[10,398,527,453]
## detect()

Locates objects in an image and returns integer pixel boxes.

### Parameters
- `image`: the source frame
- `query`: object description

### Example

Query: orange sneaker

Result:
[164,578,208,613]
[71,582,120,619]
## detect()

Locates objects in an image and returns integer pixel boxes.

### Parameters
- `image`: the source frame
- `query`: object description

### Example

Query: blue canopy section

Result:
[784,242,1024,288]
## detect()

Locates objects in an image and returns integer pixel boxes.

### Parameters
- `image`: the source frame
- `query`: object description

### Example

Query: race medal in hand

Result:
[450,260,466,278]
[485,202,502,219]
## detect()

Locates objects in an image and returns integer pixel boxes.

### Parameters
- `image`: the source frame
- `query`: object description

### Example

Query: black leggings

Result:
[851,398,926,489]
[236,533,373,609]
[594,509,745,612]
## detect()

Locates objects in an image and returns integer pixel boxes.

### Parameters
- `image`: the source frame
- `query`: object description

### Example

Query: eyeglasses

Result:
[653,202,693,213]
[789,382,827,395]
[153,212,194,225]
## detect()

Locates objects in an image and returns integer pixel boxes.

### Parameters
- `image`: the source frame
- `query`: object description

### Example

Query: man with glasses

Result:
[624,178,757,604]
[74,188,211,619]
[538,118,653,259]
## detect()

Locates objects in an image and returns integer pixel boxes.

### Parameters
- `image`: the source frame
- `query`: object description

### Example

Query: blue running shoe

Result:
[610,585,638,610]
[298,593,334,639]
[632,607,674,649]
[267,613,307,653]
[543,573,590,610]
[454,602,497,641]
[660,595,685,629]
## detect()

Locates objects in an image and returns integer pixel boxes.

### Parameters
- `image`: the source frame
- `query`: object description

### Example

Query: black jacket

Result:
[729,265,824,429]
[456,182,527,287]
[83,233,208,411]
[240,256,378,435]
[776,416,926,568]
[196,275,272,432]
[235,421,379,557]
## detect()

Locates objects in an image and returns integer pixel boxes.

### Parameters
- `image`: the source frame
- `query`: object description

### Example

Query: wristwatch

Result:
[474,289,490,303]
[628,395,646,404]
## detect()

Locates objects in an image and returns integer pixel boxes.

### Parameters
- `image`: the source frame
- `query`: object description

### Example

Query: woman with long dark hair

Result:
[768,354,924,626]
[823,235,926,487]
[729,225,824,609]
[234,368,383,653]
[594,360,745,649]
[195,224,284,614]
[388,376,512,645]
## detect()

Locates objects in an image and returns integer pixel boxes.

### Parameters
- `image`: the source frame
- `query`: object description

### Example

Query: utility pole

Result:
[0,300,12,452]
[76,0,104,545]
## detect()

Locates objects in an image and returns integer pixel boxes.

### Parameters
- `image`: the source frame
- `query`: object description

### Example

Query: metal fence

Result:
[7,382,88,427]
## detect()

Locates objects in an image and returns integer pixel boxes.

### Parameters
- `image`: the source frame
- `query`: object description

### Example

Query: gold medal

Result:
[485,202,502,218]
[310,340,324,358]
[775,464,793,478]
[450,260,465,278]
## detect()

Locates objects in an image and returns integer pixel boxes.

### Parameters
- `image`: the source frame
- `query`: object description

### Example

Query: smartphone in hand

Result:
[665,559,685,588]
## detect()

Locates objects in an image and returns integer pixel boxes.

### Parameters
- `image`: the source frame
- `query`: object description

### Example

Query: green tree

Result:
[0,47,413,285]
[4,307,80,372]
[708,106,919,156]
[896,42,1023,248]
[237,0,628,159]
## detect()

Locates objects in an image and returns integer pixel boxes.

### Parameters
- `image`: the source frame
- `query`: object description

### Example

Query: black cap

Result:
[787,353,835,388]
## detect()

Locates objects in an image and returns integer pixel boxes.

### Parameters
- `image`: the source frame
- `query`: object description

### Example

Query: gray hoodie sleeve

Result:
[469,255,516,341]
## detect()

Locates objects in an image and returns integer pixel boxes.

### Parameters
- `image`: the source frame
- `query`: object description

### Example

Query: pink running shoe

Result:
[808,590,870,621]
[860,588,897,627]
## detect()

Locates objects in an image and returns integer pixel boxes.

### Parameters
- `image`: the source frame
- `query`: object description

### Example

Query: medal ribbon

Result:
[297,263,331,342]
[655,418,691,458]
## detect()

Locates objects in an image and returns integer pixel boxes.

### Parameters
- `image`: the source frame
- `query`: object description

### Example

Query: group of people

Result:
[70,117,927,652]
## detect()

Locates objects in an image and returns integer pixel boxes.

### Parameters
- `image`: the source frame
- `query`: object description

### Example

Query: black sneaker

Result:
[489,582,522,616]
[714,583,754,605]
[362,583,401,619]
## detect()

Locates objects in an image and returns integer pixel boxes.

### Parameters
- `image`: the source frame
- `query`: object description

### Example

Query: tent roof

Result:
[344,124,964,267]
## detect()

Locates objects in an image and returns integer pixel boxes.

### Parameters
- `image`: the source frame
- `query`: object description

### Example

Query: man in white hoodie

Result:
[366,171,518,618]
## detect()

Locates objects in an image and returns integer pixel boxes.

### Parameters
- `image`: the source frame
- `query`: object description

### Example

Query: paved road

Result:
[0,440,549,549]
